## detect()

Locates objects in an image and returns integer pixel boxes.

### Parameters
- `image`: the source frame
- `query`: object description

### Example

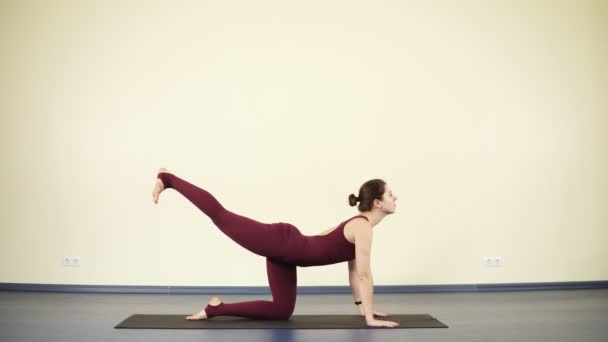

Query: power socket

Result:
[483,256,503,267]
[63,256,81,267]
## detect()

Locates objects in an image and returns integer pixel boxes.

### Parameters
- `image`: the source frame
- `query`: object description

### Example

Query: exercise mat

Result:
[115,314,448,329]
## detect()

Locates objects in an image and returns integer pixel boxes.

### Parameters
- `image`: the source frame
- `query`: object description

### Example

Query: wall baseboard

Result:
[1,281,606,294]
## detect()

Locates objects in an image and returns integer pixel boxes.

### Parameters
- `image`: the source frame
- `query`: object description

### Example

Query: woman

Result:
[152,168,400,328]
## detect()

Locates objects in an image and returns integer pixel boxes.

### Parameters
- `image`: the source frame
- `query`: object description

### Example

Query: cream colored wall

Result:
[0,0,606,287]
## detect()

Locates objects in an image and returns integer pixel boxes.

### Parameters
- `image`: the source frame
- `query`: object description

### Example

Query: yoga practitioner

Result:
[152,168,400,328]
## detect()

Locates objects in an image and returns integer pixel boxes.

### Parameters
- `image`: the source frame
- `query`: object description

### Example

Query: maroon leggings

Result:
[157,172,296,320]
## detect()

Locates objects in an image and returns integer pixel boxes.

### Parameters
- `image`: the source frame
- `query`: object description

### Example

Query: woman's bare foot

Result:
[152,168,169,204]
[185,296,222,320]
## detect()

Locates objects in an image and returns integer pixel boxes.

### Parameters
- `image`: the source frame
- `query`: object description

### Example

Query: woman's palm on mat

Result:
[367,317,400,327]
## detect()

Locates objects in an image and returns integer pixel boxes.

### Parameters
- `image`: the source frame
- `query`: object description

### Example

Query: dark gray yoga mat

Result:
[115,314,448,329]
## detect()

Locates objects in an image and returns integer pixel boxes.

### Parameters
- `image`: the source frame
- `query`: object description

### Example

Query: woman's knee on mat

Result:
[271,300,295,320]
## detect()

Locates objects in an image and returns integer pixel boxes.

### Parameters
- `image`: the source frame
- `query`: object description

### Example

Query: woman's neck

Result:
[359,210,386,228]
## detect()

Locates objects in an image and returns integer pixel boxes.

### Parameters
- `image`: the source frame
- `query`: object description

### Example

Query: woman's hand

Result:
[366,317,400,328]
[371,310,390,317]
[359,309,390,317]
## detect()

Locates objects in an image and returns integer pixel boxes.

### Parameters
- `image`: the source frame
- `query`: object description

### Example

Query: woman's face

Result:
[379,186,397,214]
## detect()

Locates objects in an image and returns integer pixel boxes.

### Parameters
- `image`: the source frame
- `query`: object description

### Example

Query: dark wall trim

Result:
[1,281,607,294]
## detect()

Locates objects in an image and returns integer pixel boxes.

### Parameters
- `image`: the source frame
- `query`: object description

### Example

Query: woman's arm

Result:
[351,220,399,327]
[351,220,375,321]
[349,260,373,316]
[348,260,365,315]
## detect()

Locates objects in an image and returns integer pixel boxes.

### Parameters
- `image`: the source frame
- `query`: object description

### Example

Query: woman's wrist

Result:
[355,301,366,315]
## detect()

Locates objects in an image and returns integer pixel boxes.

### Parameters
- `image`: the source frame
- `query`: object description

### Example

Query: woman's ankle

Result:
[157,172,172,189]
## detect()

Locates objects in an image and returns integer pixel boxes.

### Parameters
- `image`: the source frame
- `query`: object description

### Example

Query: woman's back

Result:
[278,215,368,267]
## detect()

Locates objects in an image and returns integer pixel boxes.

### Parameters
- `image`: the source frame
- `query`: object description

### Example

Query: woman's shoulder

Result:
[342,215,370,229]
[342,215,371,244]
[345,215,369,223]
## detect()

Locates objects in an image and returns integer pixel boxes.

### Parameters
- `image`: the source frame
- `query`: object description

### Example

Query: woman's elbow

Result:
[357,271,371,280]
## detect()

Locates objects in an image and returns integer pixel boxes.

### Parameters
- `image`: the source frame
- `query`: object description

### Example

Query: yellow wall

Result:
[1,0,606,287]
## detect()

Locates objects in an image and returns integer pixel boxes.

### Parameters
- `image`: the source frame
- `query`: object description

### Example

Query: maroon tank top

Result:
[278,215,369,267]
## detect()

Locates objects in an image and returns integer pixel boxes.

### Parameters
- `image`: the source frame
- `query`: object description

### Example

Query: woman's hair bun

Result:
[348,194,359,207]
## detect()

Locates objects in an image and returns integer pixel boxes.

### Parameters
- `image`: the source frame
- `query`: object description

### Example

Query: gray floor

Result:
[1,289,607,342]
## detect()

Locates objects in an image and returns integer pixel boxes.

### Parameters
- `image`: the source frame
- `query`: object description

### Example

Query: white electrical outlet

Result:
[483,256,503,267]
[63,256,81,267]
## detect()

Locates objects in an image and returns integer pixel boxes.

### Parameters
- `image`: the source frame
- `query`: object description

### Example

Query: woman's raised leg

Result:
[154,170,289,259]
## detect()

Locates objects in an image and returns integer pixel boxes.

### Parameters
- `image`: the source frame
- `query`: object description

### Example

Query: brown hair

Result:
[348,179,387,212]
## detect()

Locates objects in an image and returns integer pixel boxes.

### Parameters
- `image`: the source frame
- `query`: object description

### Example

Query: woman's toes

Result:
[152,179,164,204]
[185,309,206,320]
